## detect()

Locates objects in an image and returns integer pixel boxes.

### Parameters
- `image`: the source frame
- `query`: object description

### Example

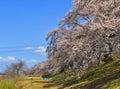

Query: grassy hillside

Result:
[44,55,120,89]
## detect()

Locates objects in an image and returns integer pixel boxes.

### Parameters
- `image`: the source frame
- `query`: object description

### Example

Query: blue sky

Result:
[0,0,72,72]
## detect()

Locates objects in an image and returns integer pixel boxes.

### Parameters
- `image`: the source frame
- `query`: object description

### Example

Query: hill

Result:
[42,55,120,89]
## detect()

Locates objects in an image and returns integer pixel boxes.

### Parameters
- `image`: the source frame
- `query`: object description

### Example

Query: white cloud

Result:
[38,46,45,49]
[0,56,16,62]
[22,46,46,53]
[22,47,33,50]
[7,56,16,61]
[34,46,46,53]
[31,59,38,63]
[0,56,3,60]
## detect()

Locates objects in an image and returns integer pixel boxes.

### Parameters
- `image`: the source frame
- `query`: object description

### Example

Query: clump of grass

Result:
[0,79,17,89]
[0,78,24,89]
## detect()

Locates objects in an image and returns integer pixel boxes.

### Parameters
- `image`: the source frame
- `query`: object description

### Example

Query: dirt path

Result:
[22,76,58,89]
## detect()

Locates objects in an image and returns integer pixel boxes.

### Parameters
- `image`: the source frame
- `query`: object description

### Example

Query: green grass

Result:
[0,79,23,89]
[0,79,16,89]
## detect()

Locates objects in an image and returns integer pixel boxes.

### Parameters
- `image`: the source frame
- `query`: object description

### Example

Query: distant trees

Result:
[5,61,26,77]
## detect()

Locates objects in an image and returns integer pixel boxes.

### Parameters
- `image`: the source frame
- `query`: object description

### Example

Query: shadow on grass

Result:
[43,73,79,89]
[43,60,120,89]
[71,70,120,89]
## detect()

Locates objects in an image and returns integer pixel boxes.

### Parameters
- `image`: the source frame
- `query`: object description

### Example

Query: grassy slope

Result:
[44,56,120,89]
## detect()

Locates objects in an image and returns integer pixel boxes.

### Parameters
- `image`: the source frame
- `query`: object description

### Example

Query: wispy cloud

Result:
[22,47,33,50]
[34,46,46,53]
[0,56,3,60]
[31,59,38,63]
[7,56,15,61]
[0,56,16,62]
[22,46,46,53]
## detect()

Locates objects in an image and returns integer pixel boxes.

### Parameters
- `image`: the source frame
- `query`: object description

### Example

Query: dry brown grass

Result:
[18,76,59,89]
